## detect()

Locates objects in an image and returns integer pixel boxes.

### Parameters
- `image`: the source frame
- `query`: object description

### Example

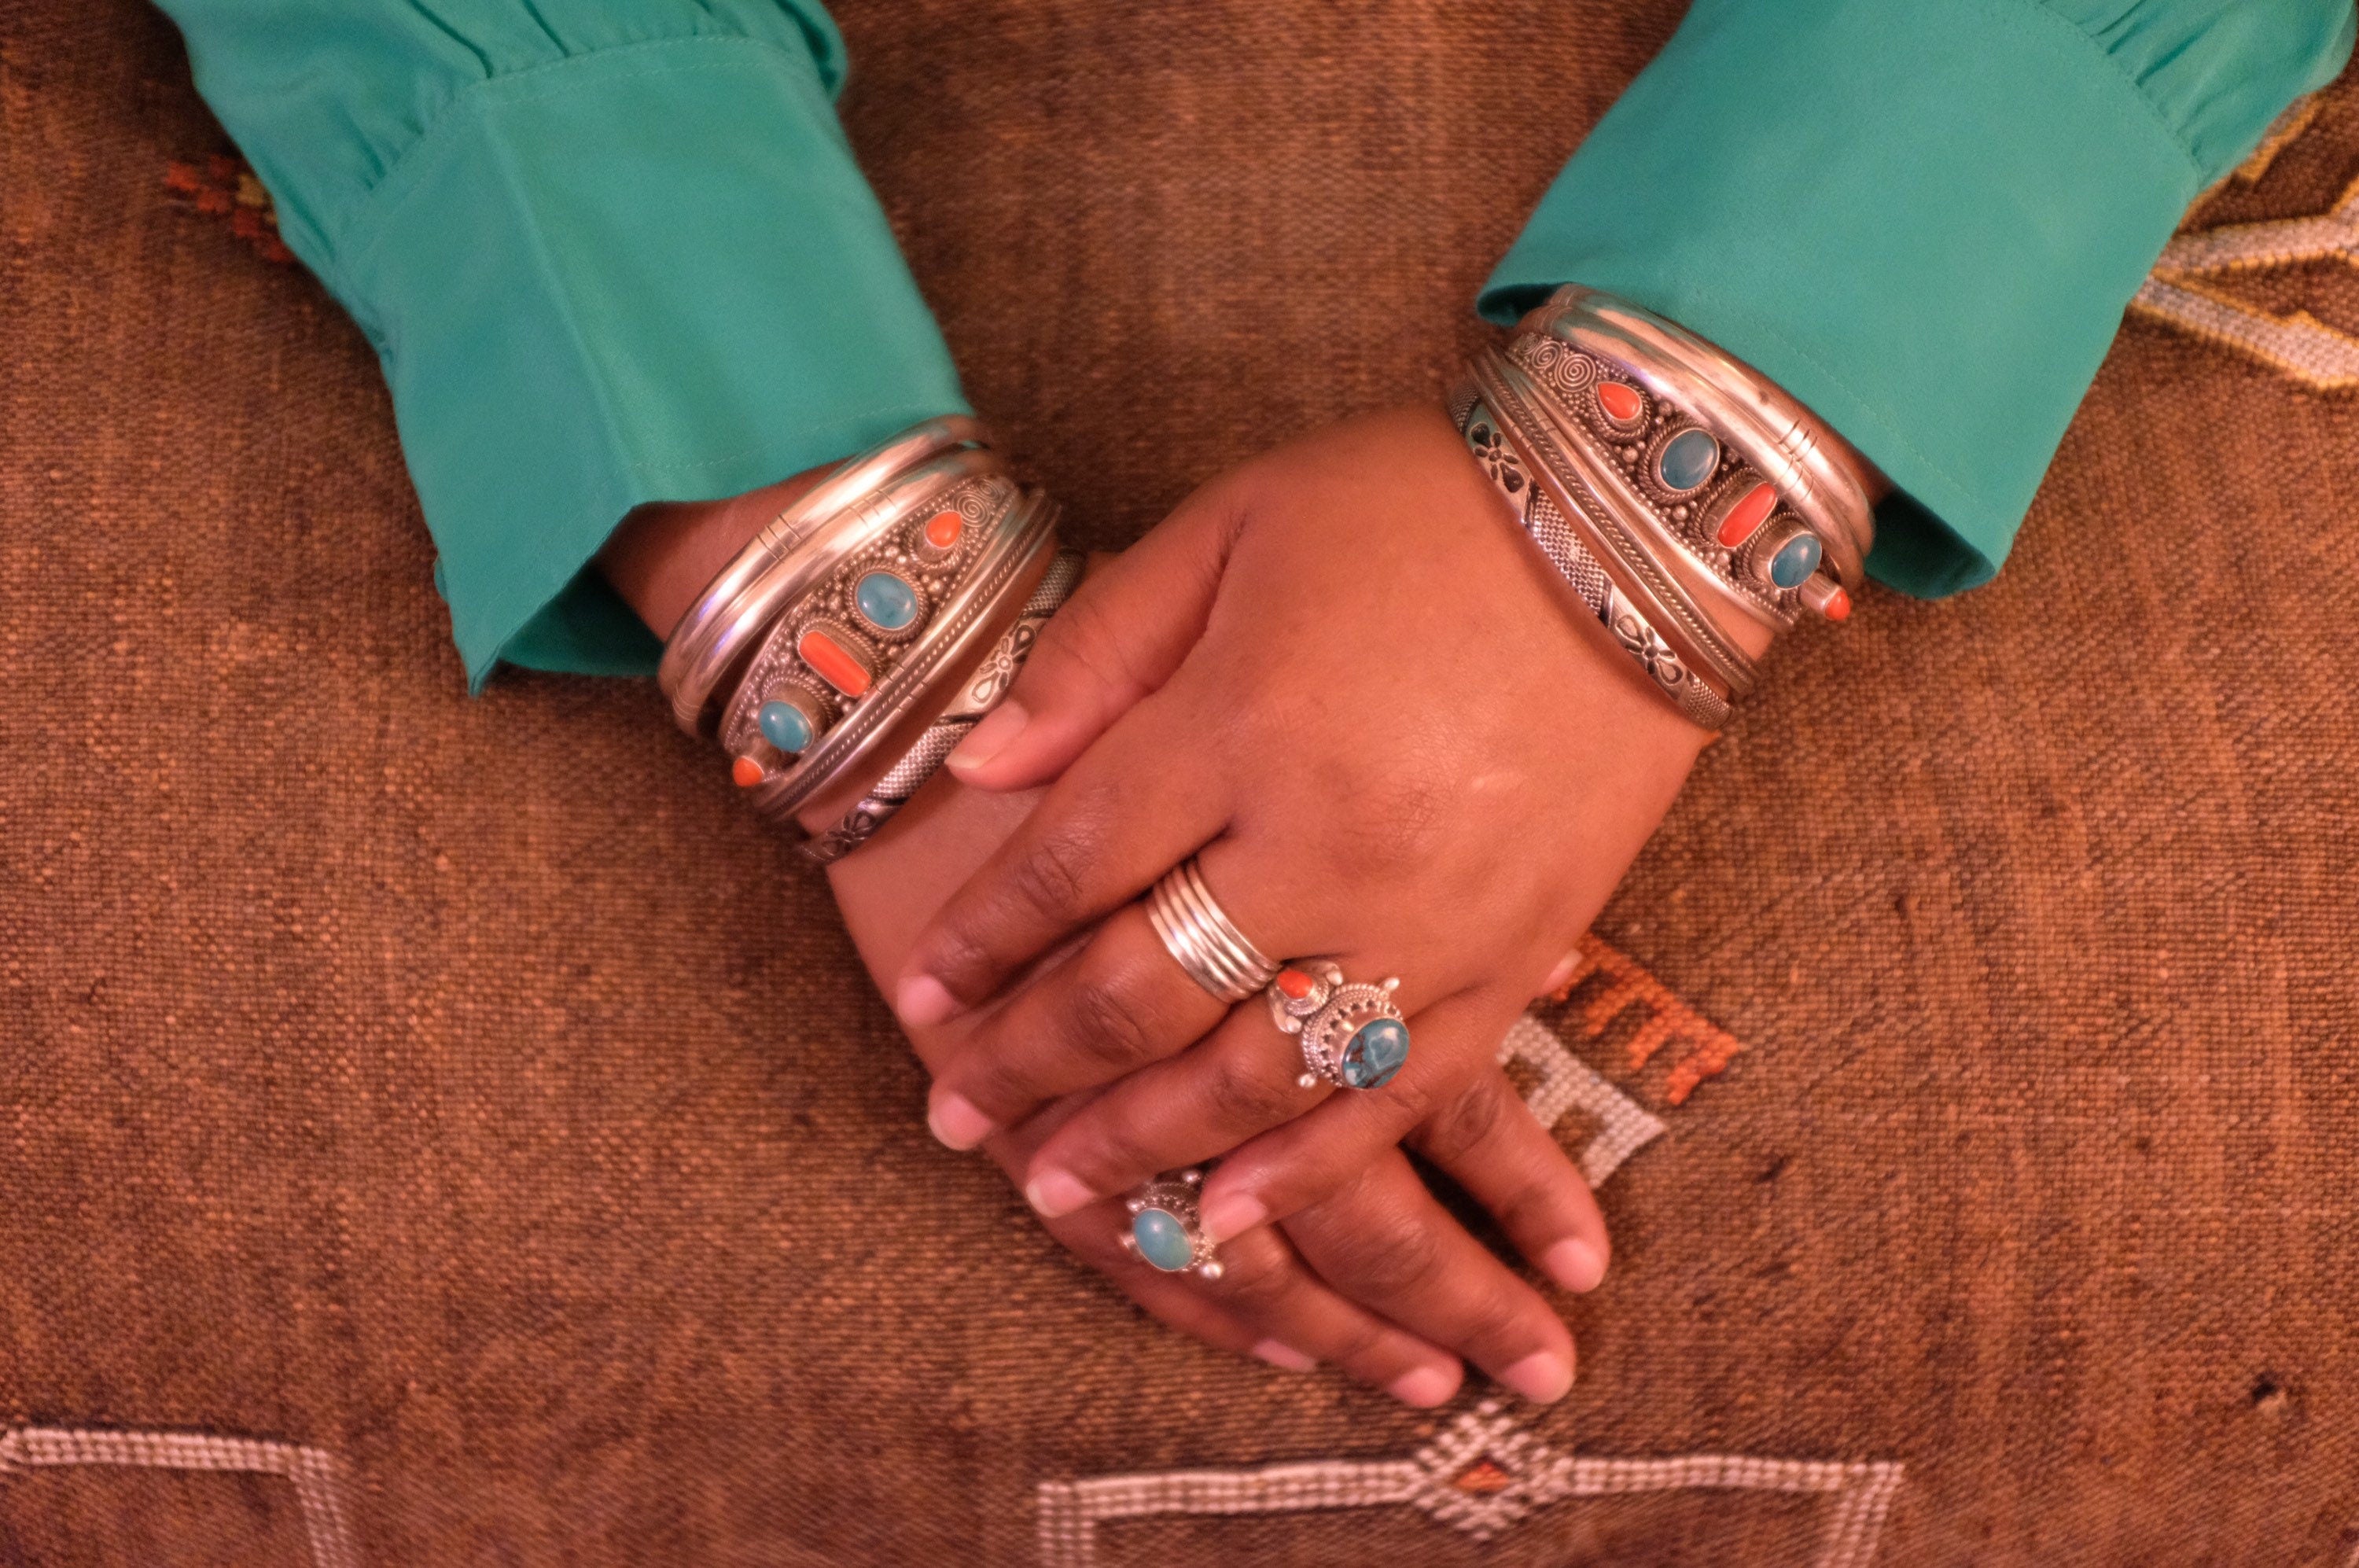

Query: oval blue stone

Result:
[1338,1017,1411,1090]
[757,699,815,755]
[1768,531,1824,588]
[1657,428,1720,491]
[1132,1207,1194,1272]
[856,570,920,631]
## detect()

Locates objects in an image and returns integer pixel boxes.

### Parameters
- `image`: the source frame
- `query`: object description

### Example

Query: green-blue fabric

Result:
[160,2,968,688]
[161,2,2349,683]
[1485,0,2353,596]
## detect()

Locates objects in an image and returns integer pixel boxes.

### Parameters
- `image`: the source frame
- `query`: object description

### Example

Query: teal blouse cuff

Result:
[1482,0,2354,598]
[341,37,966,687]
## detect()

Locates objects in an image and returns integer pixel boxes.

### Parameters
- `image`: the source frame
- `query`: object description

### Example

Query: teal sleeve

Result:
[156,2,966,687]
[1483,0,2355,597]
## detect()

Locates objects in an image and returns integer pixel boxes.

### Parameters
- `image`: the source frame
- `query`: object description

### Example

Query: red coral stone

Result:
[925,510,964,550]
[1595,382,1643,423]
[800,628,872,698]
[1275,968,1314,999]
[731,756,767,789]
[1717,481,1777,547]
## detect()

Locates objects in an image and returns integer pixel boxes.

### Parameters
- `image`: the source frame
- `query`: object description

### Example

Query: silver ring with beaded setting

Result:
[1146,858,1281,1003]
[1121,1169,1224,1279]
[1265,961,1411,1091]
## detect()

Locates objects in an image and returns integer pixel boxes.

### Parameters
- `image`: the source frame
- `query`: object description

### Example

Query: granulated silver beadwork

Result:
[1146,858,1281,1003]
[1121,1169,1224,1279]
[1264,961,1411,1091]
[797,550,1084,865]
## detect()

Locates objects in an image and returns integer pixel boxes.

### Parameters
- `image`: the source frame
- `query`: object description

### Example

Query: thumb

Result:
[946,477,1243,790]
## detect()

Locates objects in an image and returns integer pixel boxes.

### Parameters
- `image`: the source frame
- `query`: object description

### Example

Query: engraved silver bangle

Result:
[749,489,1061,823]
[657,414,998,738]
[1146,857,1281,1003]
[798,550,1084,866]
[1452,385,1733,730]
[1474,348,1760,700]
[717,463,1021,784]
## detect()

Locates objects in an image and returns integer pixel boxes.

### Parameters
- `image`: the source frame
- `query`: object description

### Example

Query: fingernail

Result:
[948,701,1029,776]
[1251,1339,1318,1373]
[1540,950,1583,998]
[1025,1167,1097,1218]
[1542,1237,1607,1294]
[1198,1191,1268,1245]
[897,974,962,1028]
[1387,1364,1460,1408]
[1500,1350,1573,1404]
[926,1092,995,1152]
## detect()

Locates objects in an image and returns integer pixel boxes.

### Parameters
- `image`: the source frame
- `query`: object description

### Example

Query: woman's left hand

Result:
[896,407,1708,1249]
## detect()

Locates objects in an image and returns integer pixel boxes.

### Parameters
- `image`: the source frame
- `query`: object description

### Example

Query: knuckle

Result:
[1032,591,1139,701]
[922,918,999,997]
[1416,1076,1507,1163]
[1010,826,1098,925]
[1205,1056,1307,1132]
[1062,970,1162,1073]
[1202,1243,1290,1309]
[1330,1210,1446,1299]
[951,1051,1040,1122]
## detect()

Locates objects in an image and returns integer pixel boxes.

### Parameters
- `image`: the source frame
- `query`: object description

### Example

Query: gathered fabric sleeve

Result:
[158,0,966,687]
[1484,0,2355,597]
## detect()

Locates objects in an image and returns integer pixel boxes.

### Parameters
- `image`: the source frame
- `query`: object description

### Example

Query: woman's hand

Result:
[826,737,1594,1408]
[896,407,1706,1258]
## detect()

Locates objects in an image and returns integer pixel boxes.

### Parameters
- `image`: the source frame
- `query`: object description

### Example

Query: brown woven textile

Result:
[4,2,2357,1562]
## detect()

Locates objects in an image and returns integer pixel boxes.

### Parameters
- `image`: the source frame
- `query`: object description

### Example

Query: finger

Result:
[1019,995,1333,1216]
[1184,990,1507,1244]
[922,904,1229,1158]
[1286,1152,1577,1405]
[1407,1066,1609,1294]
[896,693,1227,1025]
[946,479,1247,791]
[1058,1192,1463,1406]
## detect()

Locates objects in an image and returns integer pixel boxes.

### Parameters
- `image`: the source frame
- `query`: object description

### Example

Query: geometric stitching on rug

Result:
[0,1427,360,1568]
[1037,1400,1904,1566]
[1496,1011,1665,1188]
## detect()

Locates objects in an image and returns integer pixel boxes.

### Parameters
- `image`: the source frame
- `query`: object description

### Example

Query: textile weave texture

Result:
[4,2,2357,1563]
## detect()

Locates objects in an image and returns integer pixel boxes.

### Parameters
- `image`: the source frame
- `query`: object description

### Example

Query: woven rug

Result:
[2,3,2356,1562]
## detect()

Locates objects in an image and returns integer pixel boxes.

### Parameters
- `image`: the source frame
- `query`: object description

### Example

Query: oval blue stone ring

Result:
[1121,1170,1224,1279]
[1264,961,1412,1091]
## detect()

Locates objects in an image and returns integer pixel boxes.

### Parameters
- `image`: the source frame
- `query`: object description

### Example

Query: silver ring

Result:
[1121,1169,1224,1279]
[1146,858,1279,1003]
[1265,961,1411,1091]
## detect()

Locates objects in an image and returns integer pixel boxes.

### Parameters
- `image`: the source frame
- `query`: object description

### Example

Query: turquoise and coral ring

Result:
[1264,962,1412,1091]
[1121,1170,1224,1279]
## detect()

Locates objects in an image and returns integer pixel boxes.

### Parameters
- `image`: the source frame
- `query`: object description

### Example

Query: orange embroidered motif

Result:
[1544,932,1744,1106]
[164,154,295,265]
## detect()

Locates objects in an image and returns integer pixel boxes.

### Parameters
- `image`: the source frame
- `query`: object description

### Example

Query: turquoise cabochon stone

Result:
[1768,531,1824,588]
[757,699,815,754]
[856,570,920,631]
[1338,1018,1411,1090]
[1658,427,1720,491]
[1132,1206,1194,1272]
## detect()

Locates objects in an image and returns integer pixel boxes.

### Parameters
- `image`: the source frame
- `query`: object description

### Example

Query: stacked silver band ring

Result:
[1146,858,1279,1003]
[1121,1169,1224,1279]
